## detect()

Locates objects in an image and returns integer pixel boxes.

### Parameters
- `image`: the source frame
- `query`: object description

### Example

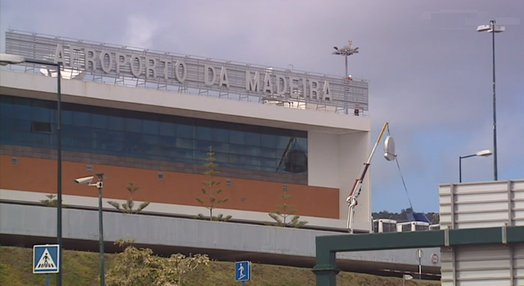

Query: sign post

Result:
[415,249,423,279]
[235,261,251,285]
[34,244,60,286]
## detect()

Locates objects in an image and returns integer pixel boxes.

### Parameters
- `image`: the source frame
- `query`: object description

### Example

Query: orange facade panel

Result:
[0,155,339,218]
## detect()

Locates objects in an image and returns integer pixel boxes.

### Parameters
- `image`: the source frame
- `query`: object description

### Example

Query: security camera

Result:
[75,176,94,184]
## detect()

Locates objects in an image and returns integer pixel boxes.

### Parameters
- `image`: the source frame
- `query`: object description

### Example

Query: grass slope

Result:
[0,246,440,286]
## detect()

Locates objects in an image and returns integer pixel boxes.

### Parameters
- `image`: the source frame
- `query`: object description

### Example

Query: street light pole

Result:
[477,20,505,181]
[96,173,105,286]
[459,149,492,183]
[74,173,105,286]
[0,54,63,286]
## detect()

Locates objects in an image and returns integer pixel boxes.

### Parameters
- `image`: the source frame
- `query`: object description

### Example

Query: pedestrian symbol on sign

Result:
[238,263,245,279]
[36,249,56,270]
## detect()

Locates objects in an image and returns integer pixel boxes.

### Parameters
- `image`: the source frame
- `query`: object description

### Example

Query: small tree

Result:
[155,253,210,286]
[196,146,231,221]
[106,240,158,286]
[40,194,67,208]
[268,190,308,228]
[108,182,150,214]
[106,239,209,286]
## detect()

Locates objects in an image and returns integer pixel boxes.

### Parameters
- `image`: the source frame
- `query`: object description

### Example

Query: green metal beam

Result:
[313,226,524,286]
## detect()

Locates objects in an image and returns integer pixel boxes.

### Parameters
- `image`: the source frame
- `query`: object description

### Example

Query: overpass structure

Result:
[0,202,440,278]
[314,179,524,286]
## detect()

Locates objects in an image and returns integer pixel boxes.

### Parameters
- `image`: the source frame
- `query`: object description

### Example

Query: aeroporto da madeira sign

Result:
[5,30,368,113]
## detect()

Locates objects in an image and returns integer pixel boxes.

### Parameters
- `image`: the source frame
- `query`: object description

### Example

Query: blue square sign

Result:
[235,261,251,281]
[33,244,59,274]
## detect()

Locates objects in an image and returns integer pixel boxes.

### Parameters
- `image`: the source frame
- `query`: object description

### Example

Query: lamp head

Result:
[383,135,397,161]
[0,54,25,66]
[476,149,492,157]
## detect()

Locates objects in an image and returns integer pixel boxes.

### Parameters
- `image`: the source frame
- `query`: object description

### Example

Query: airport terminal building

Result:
[0,31,372,231]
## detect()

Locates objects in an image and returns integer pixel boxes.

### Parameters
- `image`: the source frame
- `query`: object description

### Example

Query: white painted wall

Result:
[308,130,371,231]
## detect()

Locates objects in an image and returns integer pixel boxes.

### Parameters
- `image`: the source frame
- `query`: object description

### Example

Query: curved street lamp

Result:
[477,20,505,181]
[0,53,63,286]
[459,149,492,183]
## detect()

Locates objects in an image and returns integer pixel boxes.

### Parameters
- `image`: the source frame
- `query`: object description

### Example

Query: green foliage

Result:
[268,191,307,228]
[196,146,230,221]
[106,240,209,286]
[108,182,150,214]
[40,194,67,208]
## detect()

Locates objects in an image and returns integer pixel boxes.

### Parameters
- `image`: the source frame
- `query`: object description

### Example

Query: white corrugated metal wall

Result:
[439,180,524,285]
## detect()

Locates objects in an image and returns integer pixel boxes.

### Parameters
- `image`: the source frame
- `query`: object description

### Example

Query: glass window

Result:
[229,154,245,165]
[295,138,308,152]
[176,138,193,149]
[195,126,212,141]
[176,124,193,138]
[245,132,260,146]
[195,140,214,153]
[276,136,291,149]
[143,120,159,135]
[11,103,31,120]
[0,95,308,176]
[107,115,125,131]
[245,145,261,156]
[91,113,108,129]
[159,135,176,147]
[229,143,245,155]
[126,118,142,133]
[245,156,261,169]
[160,122,176,136]
[260,134,276,148]
[211,142,229,153]
[214,152,229,165]
[0,102,15,119]
[260,147,277,158]
[229,130,245,144]
[31,106,51,122]
[61,110,74,125]
[213,128,229,142]
[74,111,91,127]
[10,119,30,131]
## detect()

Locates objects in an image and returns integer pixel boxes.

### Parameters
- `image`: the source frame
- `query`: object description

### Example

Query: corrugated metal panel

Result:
[515,245,524,285]
[442,244,524,286]
[440,179,524,285]
[440,180,524,230]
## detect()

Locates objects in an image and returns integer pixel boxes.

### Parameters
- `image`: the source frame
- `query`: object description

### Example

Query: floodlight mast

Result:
[346,122,390,233]
[333,40,359,79]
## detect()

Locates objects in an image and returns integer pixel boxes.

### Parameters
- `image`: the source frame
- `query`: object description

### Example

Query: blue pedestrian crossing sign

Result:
[33,244,59,274]
[235,261,251,282]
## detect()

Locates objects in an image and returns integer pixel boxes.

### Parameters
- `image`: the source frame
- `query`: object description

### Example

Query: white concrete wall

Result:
[308,130,371,231]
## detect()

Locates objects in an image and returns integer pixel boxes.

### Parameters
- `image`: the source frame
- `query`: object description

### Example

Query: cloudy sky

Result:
[1,0,522,213]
